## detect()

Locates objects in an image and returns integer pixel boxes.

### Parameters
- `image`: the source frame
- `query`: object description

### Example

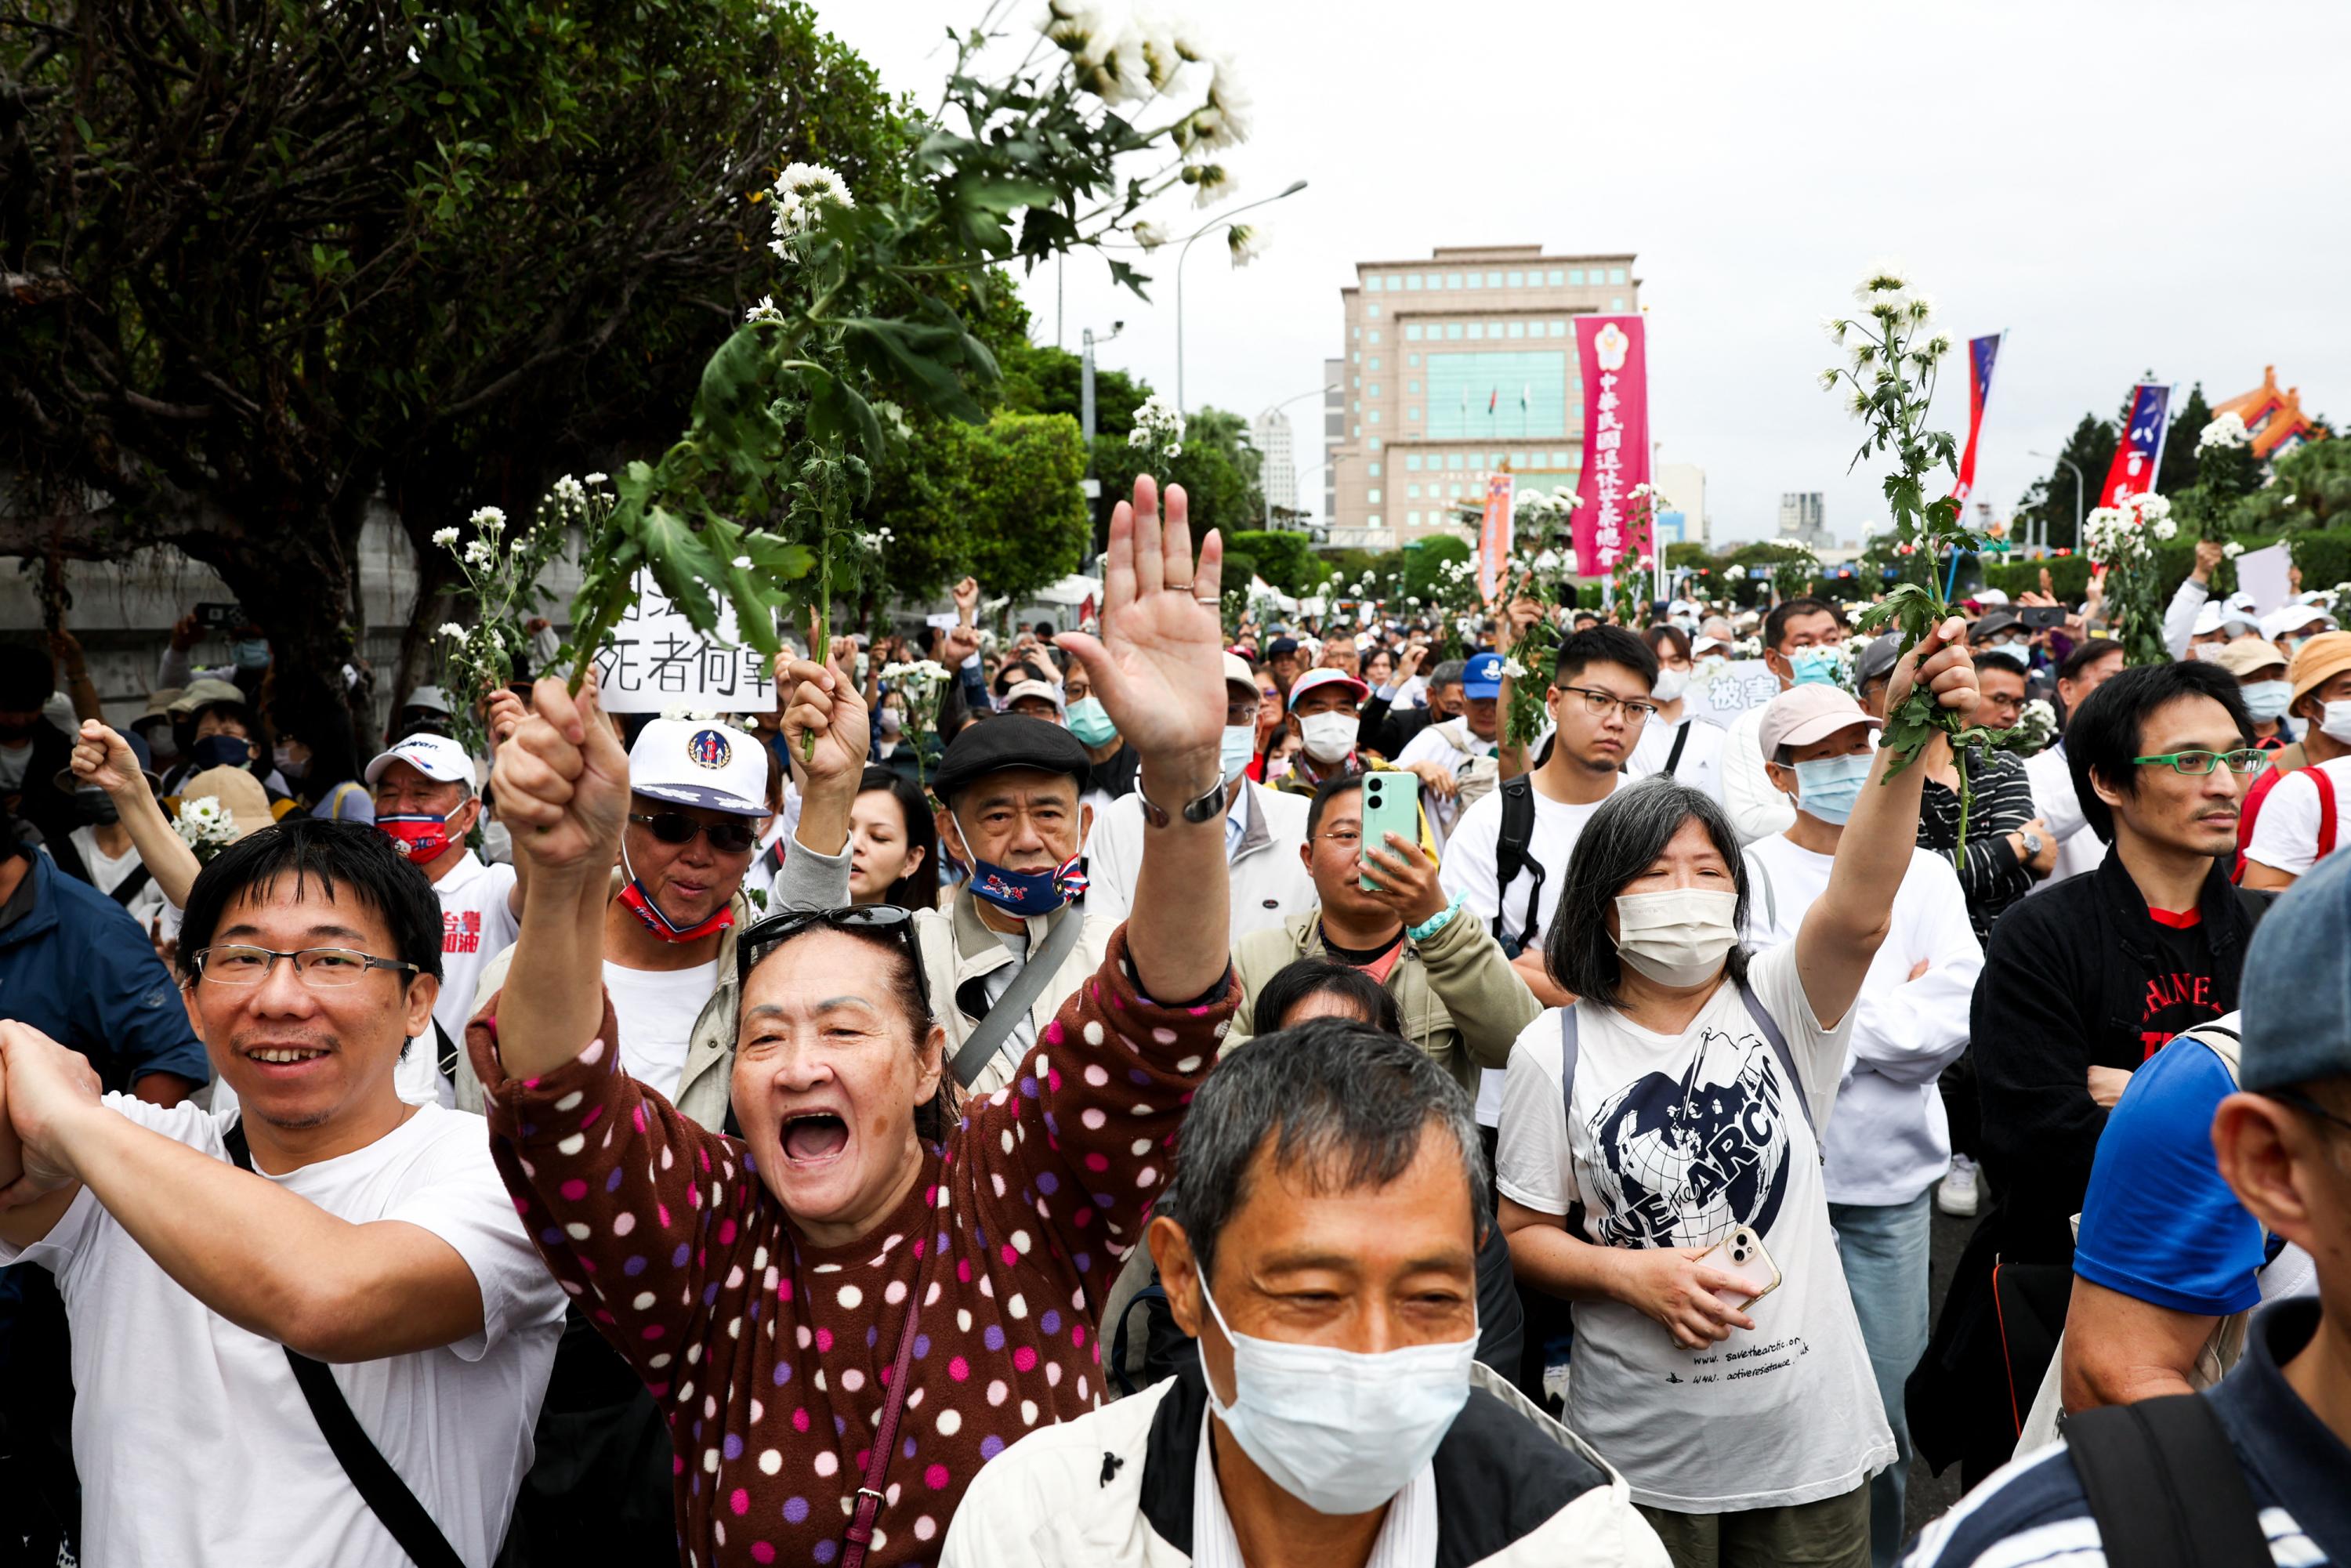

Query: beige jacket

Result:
[1228,901,1540,1098]
[916,889,1115,1096]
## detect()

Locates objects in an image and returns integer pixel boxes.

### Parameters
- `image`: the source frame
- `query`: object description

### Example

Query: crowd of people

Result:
[1,486,2347,1568]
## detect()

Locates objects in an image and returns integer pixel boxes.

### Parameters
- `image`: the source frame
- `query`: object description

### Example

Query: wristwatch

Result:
[1135,770,1230,829]
[2017,830,2045,862]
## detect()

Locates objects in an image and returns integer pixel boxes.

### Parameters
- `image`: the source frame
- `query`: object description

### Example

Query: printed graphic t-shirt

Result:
[1494,942,1895,1512]
[2132,906,2222,1063]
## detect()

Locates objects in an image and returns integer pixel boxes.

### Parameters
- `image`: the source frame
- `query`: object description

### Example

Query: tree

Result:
[1400,535,1472,602]
[1226,530,1326,596]
[2227,439,2351,534]
[997,339,1149,440]
[2014,412,2116,552]
[1,0,904,740]
[906,413,1092,607]
[1087,404,1265,541]
[2156,382,2212,498]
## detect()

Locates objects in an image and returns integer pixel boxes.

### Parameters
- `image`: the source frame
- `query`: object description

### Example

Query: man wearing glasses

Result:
[1925,661,2264,1484]
[0,817,566,1566]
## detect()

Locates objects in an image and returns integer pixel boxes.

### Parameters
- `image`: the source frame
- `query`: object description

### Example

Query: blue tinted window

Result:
[1548,269,1564,285]
[1445,273,1462,288]
[1507,271,1525,288]
[1568,268,1585,284]
[1610,267,1628,284]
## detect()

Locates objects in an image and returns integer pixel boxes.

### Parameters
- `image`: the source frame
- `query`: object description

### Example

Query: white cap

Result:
[2227,592,2258,614]
[627,718,766,817]
[365,733,476,788]
[1973,588,2011,606]
[2263,604,2335,642]
[400,686,454,715]
[1001,679,1065,715]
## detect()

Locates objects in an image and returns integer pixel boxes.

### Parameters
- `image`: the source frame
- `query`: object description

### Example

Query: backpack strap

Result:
[1557,1003,1581,1139]
[2068,1394,2271,1568]
[2183,1022,2244,1085]
[221,1121,468,1568]
[107,863,154,907]
[1734,981,1817,1139]
[1744,848,1779,936]
[1490,775,1545,952]
[1664,719,1691,777]
[2314,762,2338,860]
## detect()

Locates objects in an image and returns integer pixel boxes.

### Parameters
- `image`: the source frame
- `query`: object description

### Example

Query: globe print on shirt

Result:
[1585,1025,1792,1249]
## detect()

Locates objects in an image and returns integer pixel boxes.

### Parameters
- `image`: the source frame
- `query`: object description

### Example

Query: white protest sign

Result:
[593,571,778,714]
[1691,659,1781,722]
[2236,543,2291,616]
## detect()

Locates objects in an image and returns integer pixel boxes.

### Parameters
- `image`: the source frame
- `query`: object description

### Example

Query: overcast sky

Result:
[828,0,2351,546]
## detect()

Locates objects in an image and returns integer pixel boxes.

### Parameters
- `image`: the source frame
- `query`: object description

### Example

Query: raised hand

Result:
[1885,615,1977,724]
[484,689,529,751]
[493,668,631,882]
[779,637,869,796]
[952,575,980,625]
[1360,831,1449,926]
[1053,475,1224,773]
[0,1022,105,1208]
[71,721,152,802]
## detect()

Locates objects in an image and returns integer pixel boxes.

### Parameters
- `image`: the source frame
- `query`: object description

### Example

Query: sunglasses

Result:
[629,811,759,854]
[735,904,933,1020]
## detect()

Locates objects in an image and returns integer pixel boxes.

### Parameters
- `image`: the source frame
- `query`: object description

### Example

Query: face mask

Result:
[272,744,306,780]
[1067,697,1118,748]
[1788,751,1874,825]
[74,787,119,826]
[950,819,1087,916]
[1652,667,1690,704]
[1613,888,1741,988]
[190,733,252,771]
[143,726,180,766]
[878,707,904,739]
[2322,700,2351,745]
[1199,1277,1476,1517]
[2240,679,2293,722]
[1220,722,1257,782]
[1299,711,1357,764]
[233,639,270,671]
[617,837,736,943]
[1786,648,1838,688]
[378,811,457,864]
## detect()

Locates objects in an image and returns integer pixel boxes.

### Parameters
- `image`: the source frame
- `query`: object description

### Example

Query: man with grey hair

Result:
[944,1018,1668,1566]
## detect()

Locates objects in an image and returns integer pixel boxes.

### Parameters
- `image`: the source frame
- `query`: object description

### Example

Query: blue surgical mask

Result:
[1790,751,1875,825]
[1788,648,1839,688]
[1200,1277,1476,1516]
[1220,722,1256,782]
[1067,697,1118,749]
[950,819,1085,916]
[2241,679,2294,722]
[233,638,270,671]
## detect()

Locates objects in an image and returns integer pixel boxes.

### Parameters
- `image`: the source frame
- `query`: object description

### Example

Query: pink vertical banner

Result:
[1570,317,1652,576]
[1476,471,1516,603]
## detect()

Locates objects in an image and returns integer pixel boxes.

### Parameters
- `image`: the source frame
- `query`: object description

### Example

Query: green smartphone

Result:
[1358,770,1422,893]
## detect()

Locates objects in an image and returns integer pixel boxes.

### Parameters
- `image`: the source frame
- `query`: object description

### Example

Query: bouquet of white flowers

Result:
[878,658,953,788]
[1998,698,2058,759]
[172,796,239,863]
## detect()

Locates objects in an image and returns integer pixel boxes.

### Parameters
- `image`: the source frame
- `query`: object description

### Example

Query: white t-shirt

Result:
[1741,835,1983,1205]
[1439,773,1621,1126]
[1494,943,1895,1512]
[413,853,520,1108]
[1719,704,1796,846]
[2022,741,2103,893]
[0,1095,566,1568]
[603,956,721,1101]
[1625,713,1727,806]
[1393,718,1498,849]
[68,824,168,930]
[2246,755,2351,877]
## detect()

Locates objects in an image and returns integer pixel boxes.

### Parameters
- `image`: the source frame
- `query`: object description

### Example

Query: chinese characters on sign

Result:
[1692,661,1782,721]
[594,571,778,715]
[1570,317,1654,577]
[2098,382,2174,507]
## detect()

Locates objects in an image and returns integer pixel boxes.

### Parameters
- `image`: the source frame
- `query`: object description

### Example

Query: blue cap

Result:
[1462,651,1505,700]
[2239,848,2351,1092]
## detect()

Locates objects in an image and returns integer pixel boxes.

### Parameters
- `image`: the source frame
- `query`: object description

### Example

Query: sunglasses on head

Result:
[629,811,758,854]
[735,904,933,1019]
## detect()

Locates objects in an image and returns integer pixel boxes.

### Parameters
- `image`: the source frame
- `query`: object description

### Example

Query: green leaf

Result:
[958,176,1059,214]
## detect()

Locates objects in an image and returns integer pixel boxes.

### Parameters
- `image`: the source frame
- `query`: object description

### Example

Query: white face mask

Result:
[1201,1277,1476,1515]
[2323,700,2351,746]
[1613,888,1741,988]
[1652,667,1690,704]
[1298,710,1357,765]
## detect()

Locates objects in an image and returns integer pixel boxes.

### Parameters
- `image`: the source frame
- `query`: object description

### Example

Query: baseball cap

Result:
[1854,633,1904,687]
[1693,633,1732,657]
[1286,668,1370,710]
[2290,632,2351,709]
[400,686,454,715]
[174,765,274,842]
[365,733,476,788]
[1001,679,1065,716]
[929,714,1092,805]
[1975,588,2011,607]
[2213,638,2288,680]
[1266,636,1300,659]
[2263,604,2336,643]
[1223,652,1260,695]
[627,718,766,816]
[1967,610,2024,644]
[1757,684,1882,759]
[2237,846,2351,1092]
[170,677,248,719]
[1462,652,1505,700]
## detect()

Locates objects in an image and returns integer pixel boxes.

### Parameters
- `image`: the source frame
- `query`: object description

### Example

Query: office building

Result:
[1322,359,1346,525]
[1777,491,1829,550]
[1329,244,1641,550]
[1252,407,1298,526]
[1656,462,1707,549]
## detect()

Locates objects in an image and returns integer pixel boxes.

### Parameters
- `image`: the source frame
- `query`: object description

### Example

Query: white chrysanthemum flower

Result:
[1165,440,1184,458]
[1848,386,1872,418]
[431,527,461,548]
[1822,316,1851,345]
[1914,331,1954,363]
[1134,219,1170,251]
[552,475,588,507]
[585,472,609,485]
[1853,258,1909,302]
[769,163,853,244]
[2152,518,2178,541]
[1904,292,1935,324]
[2197,411,2251,453]
[744,295,785,326]
[1501,657,1527,679]
[1074,26,1147,103]
[465,538,495,567]
[1138,29,1182,91]
[1226,223,1268,268]
[1183,162,1233,208]
[469,505,506,531]
[440,622,467,640]
[1817,368,1842,393]
[2223,541,2246,560]
[730,555,753,570]
[1045,0,1104,52]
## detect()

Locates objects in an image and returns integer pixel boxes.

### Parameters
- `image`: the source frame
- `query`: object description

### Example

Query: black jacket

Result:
[1356,690,1433,759]
[1971,846,2252,1264]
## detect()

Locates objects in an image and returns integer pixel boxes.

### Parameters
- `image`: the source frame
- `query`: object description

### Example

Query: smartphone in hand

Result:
[1357,771,1421,893]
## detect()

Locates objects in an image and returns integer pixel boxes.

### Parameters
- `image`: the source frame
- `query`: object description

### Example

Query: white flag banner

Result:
[593,571,778,714]
[1690,659,1781,722]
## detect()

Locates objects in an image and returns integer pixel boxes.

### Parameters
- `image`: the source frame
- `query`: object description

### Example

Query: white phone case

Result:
[1701,1225,1782,1310]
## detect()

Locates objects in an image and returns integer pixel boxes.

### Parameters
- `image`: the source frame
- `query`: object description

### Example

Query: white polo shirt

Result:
[409,852,520,1106]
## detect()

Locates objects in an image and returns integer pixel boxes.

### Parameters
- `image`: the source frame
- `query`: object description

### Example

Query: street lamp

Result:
[1175,179,1309,415]
[2029,450,2084,557]
[1256,382,1340,529]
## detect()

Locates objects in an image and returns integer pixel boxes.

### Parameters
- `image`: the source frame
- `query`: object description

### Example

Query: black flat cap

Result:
[930,714,1092,804]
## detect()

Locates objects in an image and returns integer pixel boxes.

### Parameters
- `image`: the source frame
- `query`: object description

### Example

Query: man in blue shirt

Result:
[1901,849,2351,1567]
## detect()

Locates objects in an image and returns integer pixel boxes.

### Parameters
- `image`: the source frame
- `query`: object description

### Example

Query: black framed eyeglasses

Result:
[1553,683,1661,723]
[629,811,759,854]
[193,944,420,989]
[735,905,933,1020]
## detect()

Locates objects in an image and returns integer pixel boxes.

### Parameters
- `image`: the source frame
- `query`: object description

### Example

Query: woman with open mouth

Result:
[471,477,1239,1566]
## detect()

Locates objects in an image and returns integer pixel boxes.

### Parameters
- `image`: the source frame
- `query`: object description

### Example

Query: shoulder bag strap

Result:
[2315,762,2338,859]
[222,1121,468,1568]
[1734,983,1816,1138]
[1556,1004,1581,1136]
[2068,1394,2271,1568]
[434,1017,460,1085]
[1744,849,1778,935]
[1664,719,1691,777]
[949,906,1085,1088]
[840,1248,929,1568]
[107,863,154,907]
